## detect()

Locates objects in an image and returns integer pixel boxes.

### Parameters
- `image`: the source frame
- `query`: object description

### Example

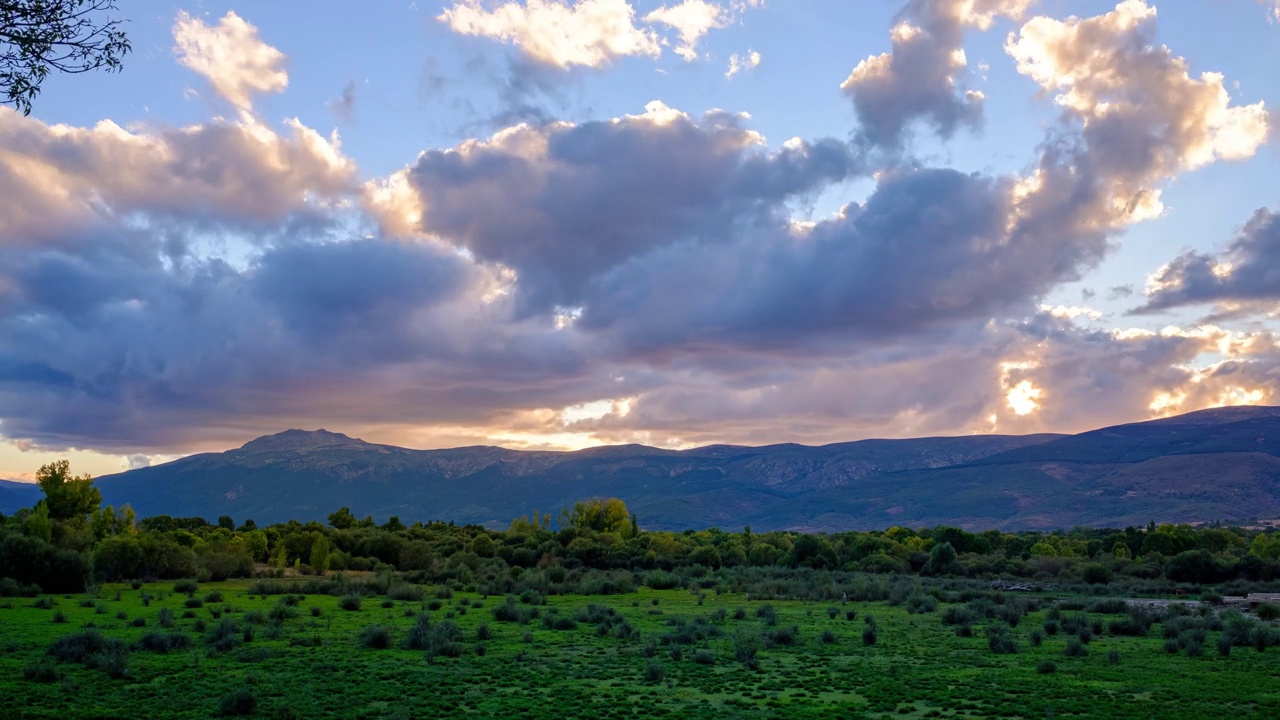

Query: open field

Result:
[3,578,1280,719]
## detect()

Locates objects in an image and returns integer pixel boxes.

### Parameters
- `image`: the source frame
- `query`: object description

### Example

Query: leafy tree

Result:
[217,516,235,531]
[1,0,130,114]
[562,498,631,534]
[36,460,100,521]
[309,535,330,573]
[327,507,356,530]
[926,541,958,574]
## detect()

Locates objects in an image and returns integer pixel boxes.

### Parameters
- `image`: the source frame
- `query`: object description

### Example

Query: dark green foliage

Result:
[205,619,242,654]
[134,632,191,654]
[47,630,130,677]
[985,624,1018,654]
[820,629,837,644]
[1255,603,1280,621]
[184,597,203,609]
[755,604,777,625]
[338,594,362,611]
[644,660,666,682]
[692,648,715,664]
[1036,661,1057,674]
[204,591,223,603]
[22,658,61,683]
[1064,638,1088,657]
[158,607,175,628]
[173,579,198,595]
[862,626,877,646]
[216,687,256,717]
[358,625,392,649]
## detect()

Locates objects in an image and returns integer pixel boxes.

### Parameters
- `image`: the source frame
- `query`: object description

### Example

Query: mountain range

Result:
[4,406,1280,531]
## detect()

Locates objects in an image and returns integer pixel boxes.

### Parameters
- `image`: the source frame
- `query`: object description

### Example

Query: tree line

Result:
[3,461,1280,595]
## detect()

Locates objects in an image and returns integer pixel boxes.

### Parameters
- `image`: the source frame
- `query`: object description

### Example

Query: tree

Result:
[562,498,630,534]
[309,535,330,574]
[35,459,100,521]
[1,0,130,115]
[327,506,356,530]
[217,515,235,531]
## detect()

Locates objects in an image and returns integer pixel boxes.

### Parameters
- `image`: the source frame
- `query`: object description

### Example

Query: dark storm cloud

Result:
[1136,209,1280,313]
[408,106,862,315]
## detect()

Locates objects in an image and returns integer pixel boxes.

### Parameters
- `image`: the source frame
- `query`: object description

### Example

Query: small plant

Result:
[184,598,204,609]
[310,606,323,617]
[173,580,198,596]
[1064,638,1088,658]
[476,623,492,641]
[1036,661,1057,674]
[158,608,175,628]
[820,629,837,644]
[52,610,67,624]
[338,595,363,611]
[846,610,857,621]
[204,591,223,603]
[644,660,666,683]
[692,648,715,665]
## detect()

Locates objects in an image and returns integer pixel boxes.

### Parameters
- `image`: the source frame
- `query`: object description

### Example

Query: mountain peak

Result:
[239,429,366,452]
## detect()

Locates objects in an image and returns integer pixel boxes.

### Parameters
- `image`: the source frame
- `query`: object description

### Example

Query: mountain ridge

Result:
[5,406,1280,531]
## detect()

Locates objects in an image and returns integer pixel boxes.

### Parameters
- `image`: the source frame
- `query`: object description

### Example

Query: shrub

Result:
[986,624,1018,654]
[862,626,877,646]
[1029,629,1044,647]
[338,595,362,611]
[733,628,761,669]
[476,623,492,641]
[173,580,198,596]
[135,632,192,654]
[205,619,243,654]
[1064,638,1088,657]
[216,687,256,717]
[820,629,837,645]
[827,606,840,619]
[310,606,323,617]
[52,610,66,624]
[22,659,61,683]
[732,608,747,621]
[1036,661,1057,674]
[204,591,224,603]
[1107,649,1121,665]
[1256,603,1280,621]
[644,660,666,683]
[358,625,392,649]
[47,631,130,678]
[32,597,55,610]
[755,605,777,626]
[692,649,715,665]
[158,608,175,628]
[184,598,204,609]
[846,610,857,621]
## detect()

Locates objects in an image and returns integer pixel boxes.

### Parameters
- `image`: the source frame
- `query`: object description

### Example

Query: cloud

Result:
[173,11,289,110]
[403,101,860,314]
[328,80,357,121]
[842,0,1031,149]
[725,49,761,78]
[438,0,661,69]
[1136,208,1280,312]
[645,0,730,61]
[0,109,356,245]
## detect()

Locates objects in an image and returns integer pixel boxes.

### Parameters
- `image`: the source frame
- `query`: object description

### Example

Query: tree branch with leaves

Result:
[1,0,129,115]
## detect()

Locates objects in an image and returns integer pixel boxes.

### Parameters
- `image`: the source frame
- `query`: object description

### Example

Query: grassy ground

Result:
[1,580,1279,719]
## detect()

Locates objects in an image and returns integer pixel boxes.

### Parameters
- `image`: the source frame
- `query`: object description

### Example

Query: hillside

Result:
[56,406,1279,530]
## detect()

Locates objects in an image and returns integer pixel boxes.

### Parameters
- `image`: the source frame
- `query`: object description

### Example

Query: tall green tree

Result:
[1,0,130,114]
[35,459,100,521]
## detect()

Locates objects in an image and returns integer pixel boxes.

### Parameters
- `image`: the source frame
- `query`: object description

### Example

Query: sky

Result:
[1,0,1279,480]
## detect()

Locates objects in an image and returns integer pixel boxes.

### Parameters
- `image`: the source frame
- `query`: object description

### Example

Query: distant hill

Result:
[77,406,1280,531]
[0,479,41,515]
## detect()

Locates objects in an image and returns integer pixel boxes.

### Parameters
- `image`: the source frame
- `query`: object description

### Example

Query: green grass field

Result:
[2,579,1279,719]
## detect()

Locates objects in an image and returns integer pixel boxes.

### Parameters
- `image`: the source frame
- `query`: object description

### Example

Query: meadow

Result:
[2,575,1279,720]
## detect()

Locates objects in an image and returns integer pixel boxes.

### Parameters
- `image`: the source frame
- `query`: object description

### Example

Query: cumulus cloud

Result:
[725,49,761,78]
[645,0,730,61]
[1136,208,1280,312]
[0,109,356,244]
[438,0,661,68]
[173,11,288,110]
[404,101,860,314]
[842,0,1031,149]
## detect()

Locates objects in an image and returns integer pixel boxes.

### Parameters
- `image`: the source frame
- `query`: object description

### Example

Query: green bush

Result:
[358,625,392,649]
[338,595,362,611]
[216,687,256,717]
[1035,661,1057,674]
